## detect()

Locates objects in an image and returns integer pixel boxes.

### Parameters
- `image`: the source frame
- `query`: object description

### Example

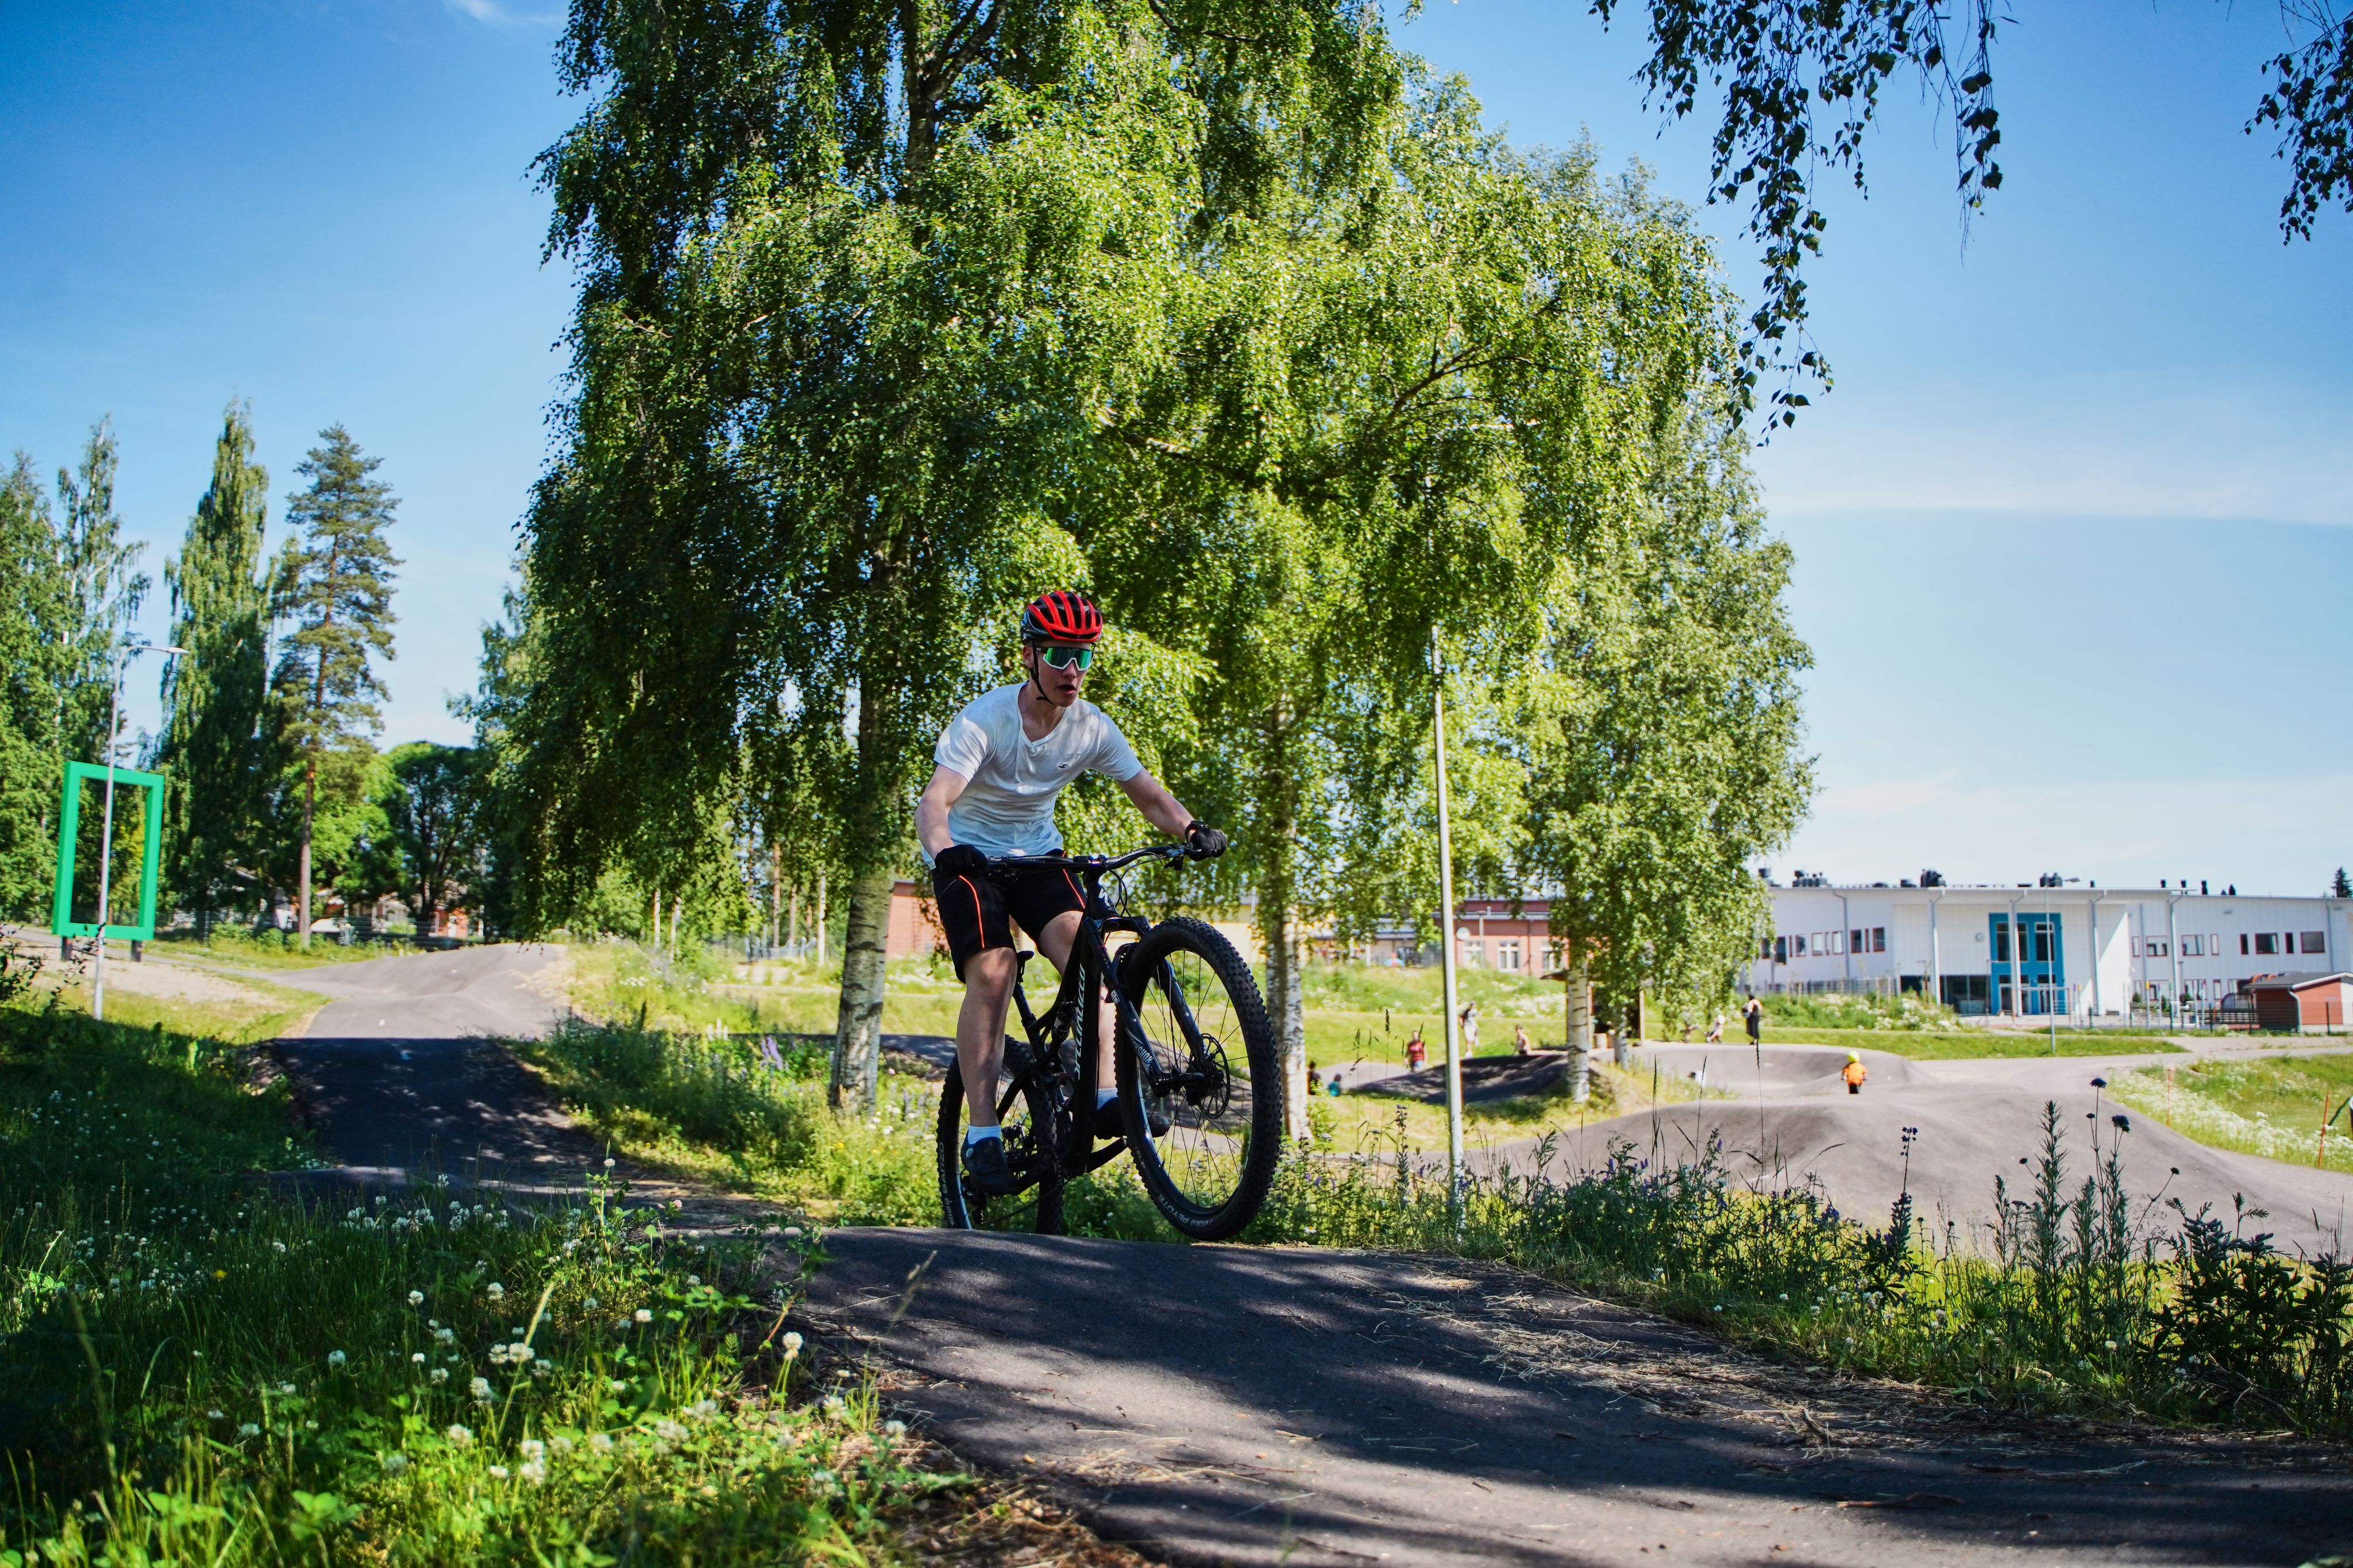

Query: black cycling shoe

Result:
[961,1134,1016,1198]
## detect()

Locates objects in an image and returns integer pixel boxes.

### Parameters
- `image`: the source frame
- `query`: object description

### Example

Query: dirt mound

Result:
[1360,1052,1572,1104]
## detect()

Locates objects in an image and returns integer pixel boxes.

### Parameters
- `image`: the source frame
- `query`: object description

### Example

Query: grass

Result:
[2111,1054,2353,1173]
[149,928,426,971]
[1240,1106,2353,1434]
[0,987,1025,1564]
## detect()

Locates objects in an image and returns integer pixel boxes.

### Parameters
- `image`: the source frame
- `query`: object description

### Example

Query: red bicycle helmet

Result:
[1019,590,1104,646]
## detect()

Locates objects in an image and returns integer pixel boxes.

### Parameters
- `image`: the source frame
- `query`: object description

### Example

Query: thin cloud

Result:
[441,0,561,25]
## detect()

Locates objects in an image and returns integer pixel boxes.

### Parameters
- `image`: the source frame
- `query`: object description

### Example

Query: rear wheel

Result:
[937,1038,1067,1234]
[1115,916,1282,1241]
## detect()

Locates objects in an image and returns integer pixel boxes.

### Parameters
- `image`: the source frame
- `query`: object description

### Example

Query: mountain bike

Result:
[934,844,1282,1242]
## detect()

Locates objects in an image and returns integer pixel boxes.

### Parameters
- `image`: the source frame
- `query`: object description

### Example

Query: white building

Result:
[1739,876,2353,1019]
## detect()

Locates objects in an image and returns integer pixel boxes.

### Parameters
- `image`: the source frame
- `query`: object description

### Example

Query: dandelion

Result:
[214,1269,226,1280]
[381,1452,410,1476]
[486,1283,506,1301]
[446,1424,474,1447]
[327,1350,347,1367]
[407,1290,425,1307]
[634,1308,653,1324]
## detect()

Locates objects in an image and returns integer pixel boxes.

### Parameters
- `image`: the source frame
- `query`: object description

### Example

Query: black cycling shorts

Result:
[931,859,1086,978]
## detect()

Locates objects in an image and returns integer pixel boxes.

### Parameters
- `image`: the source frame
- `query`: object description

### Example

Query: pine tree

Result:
[2334,867,2351,900]
[269,426,399,947]
[156,403,274,932]
[0,455,71,919]
[53,419,149,767]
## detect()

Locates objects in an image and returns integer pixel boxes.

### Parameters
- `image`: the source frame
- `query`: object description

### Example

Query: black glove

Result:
[934,843,988,876]
[1185,821,1227,860]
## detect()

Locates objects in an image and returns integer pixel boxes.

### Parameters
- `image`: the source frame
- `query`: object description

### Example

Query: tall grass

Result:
[0,1006,956,1564]
[1241,1104,2353,1432]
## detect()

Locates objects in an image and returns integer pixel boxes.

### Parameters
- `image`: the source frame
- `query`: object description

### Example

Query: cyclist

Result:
[915,590,1226,1196]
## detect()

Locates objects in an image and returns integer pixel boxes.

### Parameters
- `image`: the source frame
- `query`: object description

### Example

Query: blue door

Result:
[1991,913,2065,1014]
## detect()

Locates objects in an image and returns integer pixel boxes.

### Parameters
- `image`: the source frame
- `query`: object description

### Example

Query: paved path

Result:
[1454,1041,2353,1256]
[800,1226,2353,1567]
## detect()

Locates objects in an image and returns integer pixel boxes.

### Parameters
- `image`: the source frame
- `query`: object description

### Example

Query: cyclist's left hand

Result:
[1185,821,1228,860]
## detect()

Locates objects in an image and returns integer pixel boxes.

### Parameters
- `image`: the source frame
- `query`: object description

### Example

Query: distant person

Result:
[1405,1027,1428,1073]
[1460,1001,1480,1057]
[1705,1013,1725,1045]
[1843,1052,1867,1095]
[1513,1022,1533,1056]
[1743,994,1763,1045]
[1326,1073,1344,1097]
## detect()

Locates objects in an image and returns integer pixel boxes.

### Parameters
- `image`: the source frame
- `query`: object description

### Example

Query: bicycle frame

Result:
[991,844,1185,1177]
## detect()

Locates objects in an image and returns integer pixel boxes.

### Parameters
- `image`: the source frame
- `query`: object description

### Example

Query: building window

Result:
[1793,934,1809,957]
[2181,934,2201,957]
[2302,931,2328,954]
[2255,933,2279,955]
[2241,933,2251,955]
[1830,930,1846,955]
[1775,936,1788,963]
[1497,940,1522,972]
[1872,927,1888,952]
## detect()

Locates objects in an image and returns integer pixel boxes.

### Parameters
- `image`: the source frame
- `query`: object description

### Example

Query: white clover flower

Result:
[381,1452,410,1475]
[532,1359,553,1380]
[820,1395,845,1416]
[348,1207,365,1221]
[430,1368,449,1385]
[412,1352,427,1365]
[519,1459,547,1485]
[603,1158,615,1168]
[446,1424,474,1447]
[583,1297,599,1310]
[272,1241,287,1253]
[883,1420,907,1438]
[485,1283,506,1301]
[689,1399,718,1419]
[633,1308,653,1324]
[809,1469,835,1488]
[408,1291,425,1307]
[588,1432,614,1454]
[277,1382,296,1395]
[686,1274,701,1287]
[435,1327,456,1343]
[207,1409,225,1420]
[488,1465,510,1480]
[520,1439,546,1460]
[470,1377,493,1401]
[781,1331,803,1354]
[654,1419,686,1443]
[237,1423,261,1438]
[551,1435,575,1453]
[326,1350,347,1367]
[608,1378,628,1393]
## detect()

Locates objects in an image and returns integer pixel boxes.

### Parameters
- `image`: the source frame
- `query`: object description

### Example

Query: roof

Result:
[2248,972,2353,992]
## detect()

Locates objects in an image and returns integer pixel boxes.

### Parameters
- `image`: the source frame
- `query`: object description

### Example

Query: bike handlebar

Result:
[988,843,1190,875]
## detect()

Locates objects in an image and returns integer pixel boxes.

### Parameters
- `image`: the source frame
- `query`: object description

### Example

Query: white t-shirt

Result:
[928,683,1144,863]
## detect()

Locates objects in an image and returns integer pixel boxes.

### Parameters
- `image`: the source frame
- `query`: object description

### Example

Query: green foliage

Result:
[0,1006,958,1564]
[156,403,275,926]
[381,742,485,934]
[2112,1055,2353,1173]
[1762,990,1955,1030]
[0,457,71,920]
[51,419,151,768]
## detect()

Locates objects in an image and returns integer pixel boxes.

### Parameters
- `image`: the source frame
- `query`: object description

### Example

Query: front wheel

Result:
[1116,916,1282,1241]
[937,1039,1067,1234]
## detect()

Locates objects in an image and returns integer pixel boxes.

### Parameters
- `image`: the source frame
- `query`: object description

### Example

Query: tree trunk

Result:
[815,878,828,965]
[296,761,315,949]
[1264,903,1307,1140]
[1563,945,1592,1102]
[830,861,891,1110]
[788,885,800,953]
[650,887,660,947]
[769,841,782,950]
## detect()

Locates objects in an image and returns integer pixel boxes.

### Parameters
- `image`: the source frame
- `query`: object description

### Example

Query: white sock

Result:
[965,1125,1002,1149]
[1096,1088,1117,1110]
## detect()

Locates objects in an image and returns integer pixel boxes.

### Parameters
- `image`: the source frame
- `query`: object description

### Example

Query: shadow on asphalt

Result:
[800,1227,2353,1568]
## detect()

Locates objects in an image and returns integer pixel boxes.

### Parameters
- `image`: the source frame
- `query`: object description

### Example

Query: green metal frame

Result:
[51,760,166,941]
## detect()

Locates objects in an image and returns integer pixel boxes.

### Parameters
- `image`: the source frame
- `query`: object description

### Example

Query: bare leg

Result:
[957,948,1019,1127]
[1031,910,1114,1088]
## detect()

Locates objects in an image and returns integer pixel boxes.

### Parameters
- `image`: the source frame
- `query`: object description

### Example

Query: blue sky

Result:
[3,1,2346,896]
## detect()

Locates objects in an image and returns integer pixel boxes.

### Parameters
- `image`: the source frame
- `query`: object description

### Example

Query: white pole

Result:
[91,649,125,1022]
[1432,625,1464,1226]
[88,643,180,1023]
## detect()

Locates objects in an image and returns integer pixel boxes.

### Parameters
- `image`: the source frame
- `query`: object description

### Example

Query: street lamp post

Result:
[91,642,183,1022]
[1431,625,1465,1228]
